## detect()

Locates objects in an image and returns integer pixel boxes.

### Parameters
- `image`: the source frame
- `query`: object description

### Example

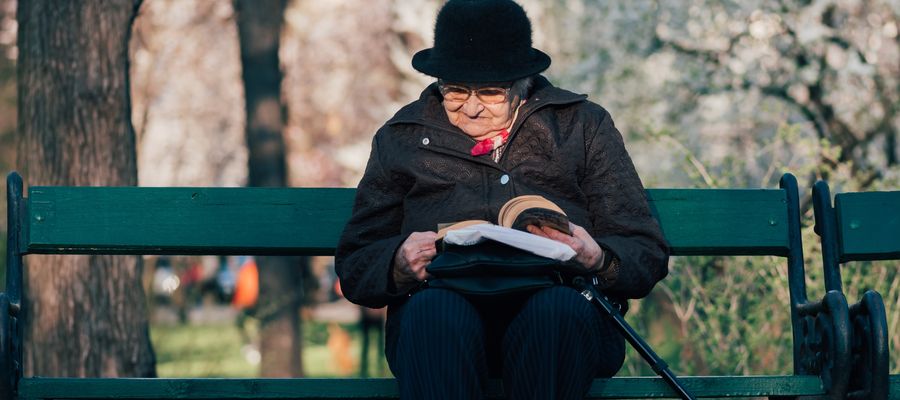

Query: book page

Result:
[436,219,491,239]
[443,224,576,261]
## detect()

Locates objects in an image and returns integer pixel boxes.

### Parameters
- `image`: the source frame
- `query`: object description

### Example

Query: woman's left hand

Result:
[527,222,603,272]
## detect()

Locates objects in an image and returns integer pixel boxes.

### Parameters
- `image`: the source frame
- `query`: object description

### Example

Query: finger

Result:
[415,244,437,256]
[413,231,438,242]
[527,225,550,238]
[413,237,434,247]
[420,242,437,253]
[408,238,429,249]
[405,247,422,262]
[418,249,437,261]
[414,263,430,280]
[421,231,438,241]
[541,225,576,246]
[412,248,436,268]
[408,233,435,250]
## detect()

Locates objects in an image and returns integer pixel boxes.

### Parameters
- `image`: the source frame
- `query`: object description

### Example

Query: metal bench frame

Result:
[813,181,896,399]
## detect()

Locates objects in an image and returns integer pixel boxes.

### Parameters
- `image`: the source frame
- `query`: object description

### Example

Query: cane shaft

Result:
[574,278,696,400]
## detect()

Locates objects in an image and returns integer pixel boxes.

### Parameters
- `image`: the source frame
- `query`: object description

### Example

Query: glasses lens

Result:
[441,85,471,103]
[475,88,508,104]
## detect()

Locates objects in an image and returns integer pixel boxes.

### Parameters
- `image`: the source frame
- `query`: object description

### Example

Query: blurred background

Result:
[1,0,899,378]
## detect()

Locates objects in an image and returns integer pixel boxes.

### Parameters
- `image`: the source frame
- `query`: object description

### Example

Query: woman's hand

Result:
[527,222,604,272]
[392,231,438,289]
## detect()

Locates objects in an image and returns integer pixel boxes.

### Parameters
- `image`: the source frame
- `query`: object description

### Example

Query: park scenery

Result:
[0,0,898,389]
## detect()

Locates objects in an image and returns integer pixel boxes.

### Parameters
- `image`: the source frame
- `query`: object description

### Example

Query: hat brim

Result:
[411,48,551,83]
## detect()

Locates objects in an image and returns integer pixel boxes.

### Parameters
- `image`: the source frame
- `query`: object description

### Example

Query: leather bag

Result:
[426,240,581,296]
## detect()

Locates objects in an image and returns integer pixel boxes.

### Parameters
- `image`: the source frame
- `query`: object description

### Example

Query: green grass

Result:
[151,320,391,378]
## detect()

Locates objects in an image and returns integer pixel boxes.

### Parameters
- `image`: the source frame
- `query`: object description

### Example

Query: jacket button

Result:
[421,138,430,145]
[500,174,510,184]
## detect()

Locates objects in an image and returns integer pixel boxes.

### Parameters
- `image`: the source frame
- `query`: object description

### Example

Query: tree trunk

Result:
[234,0,304,377]
[16,0,155,377]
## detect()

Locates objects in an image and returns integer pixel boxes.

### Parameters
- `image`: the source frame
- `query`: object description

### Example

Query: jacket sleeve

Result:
[581,106,669,299]
[335,133,412,308]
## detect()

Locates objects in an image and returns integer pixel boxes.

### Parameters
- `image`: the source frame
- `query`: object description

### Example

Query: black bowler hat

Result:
[412,0,551,83]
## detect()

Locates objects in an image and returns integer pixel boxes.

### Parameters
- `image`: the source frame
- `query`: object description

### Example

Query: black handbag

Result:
[425,240,582,296]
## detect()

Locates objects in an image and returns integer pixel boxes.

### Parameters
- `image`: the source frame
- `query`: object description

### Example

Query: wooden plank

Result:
[25,187,790,256]
[890,374,900,400]
[835,191,900,261]
[18,376,824,399]
[647,189,790,256]
[26,187,356,256]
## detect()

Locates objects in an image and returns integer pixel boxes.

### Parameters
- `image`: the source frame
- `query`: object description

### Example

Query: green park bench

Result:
[1,171,864,398]
[813,181,900,399]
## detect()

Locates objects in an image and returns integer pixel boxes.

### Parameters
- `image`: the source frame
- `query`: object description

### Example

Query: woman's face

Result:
[441,83,515,140]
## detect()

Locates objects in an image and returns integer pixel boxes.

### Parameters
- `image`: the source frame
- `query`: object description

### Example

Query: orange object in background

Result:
[232,258,258,308]
[327,322,357,375]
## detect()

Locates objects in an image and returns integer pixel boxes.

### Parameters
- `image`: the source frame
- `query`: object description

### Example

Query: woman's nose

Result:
[461,96,483,116]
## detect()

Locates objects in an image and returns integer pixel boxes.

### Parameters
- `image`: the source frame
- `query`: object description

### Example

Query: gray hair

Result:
[509,76,534,104]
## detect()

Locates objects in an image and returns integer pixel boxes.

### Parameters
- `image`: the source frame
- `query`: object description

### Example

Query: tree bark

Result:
[16,0,155,377]
[234,0,304,377]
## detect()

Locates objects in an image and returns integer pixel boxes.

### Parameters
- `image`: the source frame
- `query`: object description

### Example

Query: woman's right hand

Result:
[392,231,438,289]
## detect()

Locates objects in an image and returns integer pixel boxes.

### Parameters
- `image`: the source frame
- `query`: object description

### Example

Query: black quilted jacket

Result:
[335,76,668,345]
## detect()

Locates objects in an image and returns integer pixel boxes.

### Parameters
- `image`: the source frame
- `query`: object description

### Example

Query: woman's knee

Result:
[401,288,483,336]
[518,286,597,325]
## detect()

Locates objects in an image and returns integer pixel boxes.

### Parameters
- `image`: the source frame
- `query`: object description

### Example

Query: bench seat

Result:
[18,376,826,399]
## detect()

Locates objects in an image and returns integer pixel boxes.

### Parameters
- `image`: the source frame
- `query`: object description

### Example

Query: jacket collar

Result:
[385,75,587,130]
[384,76,588,169]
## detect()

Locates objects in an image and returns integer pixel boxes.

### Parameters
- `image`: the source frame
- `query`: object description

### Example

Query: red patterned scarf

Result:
[470,129,510,156]
[469,101,524,157]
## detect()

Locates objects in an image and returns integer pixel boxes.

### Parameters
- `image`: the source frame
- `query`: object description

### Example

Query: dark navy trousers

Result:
[387,286,625,399]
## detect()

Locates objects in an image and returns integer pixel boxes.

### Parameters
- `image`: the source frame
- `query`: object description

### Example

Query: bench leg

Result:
[796,290,852,399]
[847,290,889,399]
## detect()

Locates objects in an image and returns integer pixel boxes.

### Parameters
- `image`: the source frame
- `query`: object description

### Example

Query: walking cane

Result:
[571,276,697,400]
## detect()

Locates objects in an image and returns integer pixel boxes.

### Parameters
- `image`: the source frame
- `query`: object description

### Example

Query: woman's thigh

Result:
[502,285,625,377]
[388,289,489,373]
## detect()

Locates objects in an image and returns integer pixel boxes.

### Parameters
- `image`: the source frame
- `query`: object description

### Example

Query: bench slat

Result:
[25,187,789,257]
[647,189,790,256]
[26,187,356,256]
[18,376,824,399]
[835,191,900,261]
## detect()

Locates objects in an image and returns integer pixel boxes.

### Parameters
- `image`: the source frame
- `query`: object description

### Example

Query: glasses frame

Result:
[438,82,512,105]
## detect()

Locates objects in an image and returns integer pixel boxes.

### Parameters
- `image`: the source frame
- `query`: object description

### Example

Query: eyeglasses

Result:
[439,83,510,105]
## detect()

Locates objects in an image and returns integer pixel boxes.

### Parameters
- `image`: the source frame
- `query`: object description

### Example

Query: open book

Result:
[436,195,577,261]
[436,195,571,238]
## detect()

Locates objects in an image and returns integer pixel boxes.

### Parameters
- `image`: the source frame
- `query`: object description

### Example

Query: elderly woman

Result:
[335,0,668,398]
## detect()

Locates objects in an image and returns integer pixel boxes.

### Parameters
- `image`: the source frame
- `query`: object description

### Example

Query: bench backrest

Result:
[18,187,795,258]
